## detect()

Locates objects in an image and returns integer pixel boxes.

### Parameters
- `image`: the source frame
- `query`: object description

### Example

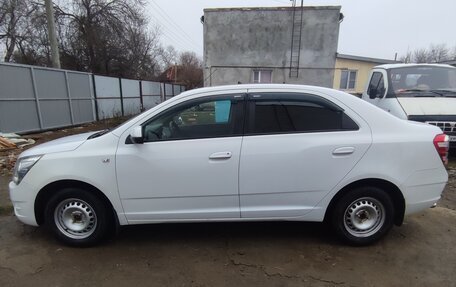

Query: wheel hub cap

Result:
[54,199,97,239]
[344,197,385,238]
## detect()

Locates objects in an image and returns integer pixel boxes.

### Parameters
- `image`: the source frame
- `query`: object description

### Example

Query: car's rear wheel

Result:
[45,188,112,247]
[331,186,394,246]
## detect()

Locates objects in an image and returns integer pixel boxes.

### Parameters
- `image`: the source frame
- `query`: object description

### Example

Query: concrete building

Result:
[333,53,398,95]
[203,6,342,87]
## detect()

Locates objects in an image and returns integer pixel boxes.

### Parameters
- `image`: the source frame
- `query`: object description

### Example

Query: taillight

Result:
[433,134,449,165]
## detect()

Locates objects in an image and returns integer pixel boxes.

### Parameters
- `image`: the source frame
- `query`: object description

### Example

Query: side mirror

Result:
[130,126,144,144]
[378,87,386,98]
[369,88,377,99]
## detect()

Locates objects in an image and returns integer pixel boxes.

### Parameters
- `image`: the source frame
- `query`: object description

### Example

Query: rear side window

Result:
[248,94,358,134]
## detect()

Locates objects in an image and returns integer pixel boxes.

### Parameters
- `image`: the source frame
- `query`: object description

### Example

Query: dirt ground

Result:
[0,123,455,287]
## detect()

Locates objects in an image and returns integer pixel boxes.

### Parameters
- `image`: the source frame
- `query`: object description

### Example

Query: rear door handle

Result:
[209,151,232,160]
[332,147,355,156]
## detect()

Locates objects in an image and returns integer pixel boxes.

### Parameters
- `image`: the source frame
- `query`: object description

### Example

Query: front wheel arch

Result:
[34,180,118,228]
[324,178,405,226]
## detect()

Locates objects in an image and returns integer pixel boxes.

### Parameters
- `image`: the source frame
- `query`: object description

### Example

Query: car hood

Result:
[398,97,456,115]
[20,131,98,157]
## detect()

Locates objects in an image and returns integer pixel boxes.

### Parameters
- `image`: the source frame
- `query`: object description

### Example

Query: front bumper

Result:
[9,181,39,226]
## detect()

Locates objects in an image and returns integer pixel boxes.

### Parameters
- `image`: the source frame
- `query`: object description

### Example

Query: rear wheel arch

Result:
[34,180,118,227]
[324,178,405,226]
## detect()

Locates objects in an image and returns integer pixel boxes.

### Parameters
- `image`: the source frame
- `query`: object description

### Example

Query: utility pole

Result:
[45,0,61,68]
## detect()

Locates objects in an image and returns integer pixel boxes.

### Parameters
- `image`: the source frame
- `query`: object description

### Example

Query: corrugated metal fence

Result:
[0,62,185,133]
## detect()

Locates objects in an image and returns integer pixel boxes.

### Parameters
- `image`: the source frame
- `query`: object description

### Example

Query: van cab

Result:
[361,64,456,142]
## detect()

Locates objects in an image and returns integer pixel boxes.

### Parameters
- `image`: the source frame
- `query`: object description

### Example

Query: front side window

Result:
[142,97,241,142]
[367,72,385,98]
[247,94,358,134]
[253,70,272,83]
[340,70,357,90]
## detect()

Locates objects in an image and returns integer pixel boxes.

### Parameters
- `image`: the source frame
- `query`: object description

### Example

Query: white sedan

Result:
[9,84,449,246]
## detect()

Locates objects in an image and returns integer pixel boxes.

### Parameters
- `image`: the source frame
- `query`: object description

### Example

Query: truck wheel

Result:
[331,186,394,246]
[45,188,112,247]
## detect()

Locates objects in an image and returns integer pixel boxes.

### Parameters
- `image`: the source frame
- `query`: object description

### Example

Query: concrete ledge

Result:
[204,6,341,12]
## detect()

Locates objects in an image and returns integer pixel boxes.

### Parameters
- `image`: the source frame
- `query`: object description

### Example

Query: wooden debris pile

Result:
[0,133,36,175]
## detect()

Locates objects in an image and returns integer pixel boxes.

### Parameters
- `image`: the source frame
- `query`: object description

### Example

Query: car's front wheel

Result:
[45,188,113,247]
[331,186,394,246]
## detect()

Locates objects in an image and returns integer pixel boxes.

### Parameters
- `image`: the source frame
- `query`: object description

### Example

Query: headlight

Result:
[12,155,42,185]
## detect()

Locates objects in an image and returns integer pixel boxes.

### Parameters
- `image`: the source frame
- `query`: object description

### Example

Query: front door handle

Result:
[209,151,232,160]
[332,147,355,156]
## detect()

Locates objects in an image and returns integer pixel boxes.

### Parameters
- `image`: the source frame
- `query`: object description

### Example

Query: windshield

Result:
[389,66,456,97]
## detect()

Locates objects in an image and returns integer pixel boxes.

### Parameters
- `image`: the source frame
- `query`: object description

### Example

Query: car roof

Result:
[175,84,342,100]
[374,63,455,70]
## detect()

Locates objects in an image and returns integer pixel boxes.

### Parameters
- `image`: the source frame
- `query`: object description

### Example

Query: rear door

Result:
[239,91,372,218]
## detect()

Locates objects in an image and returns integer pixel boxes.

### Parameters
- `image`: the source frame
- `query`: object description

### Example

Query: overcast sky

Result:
[147,0,456,60]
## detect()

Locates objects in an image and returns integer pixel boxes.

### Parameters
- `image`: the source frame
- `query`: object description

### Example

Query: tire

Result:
[331,186,394,246]
[44,188,113,247]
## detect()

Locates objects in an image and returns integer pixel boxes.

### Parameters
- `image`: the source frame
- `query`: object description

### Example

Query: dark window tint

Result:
[250,96,358,134]
[367,72,385,98]
[142,98,241,142]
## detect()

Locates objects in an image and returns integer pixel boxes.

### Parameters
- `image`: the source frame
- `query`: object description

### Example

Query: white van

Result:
[362,64,456,142]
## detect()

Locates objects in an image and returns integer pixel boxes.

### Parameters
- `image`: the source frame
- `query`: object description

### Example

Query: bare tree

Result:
[159,45,178,68]
[451,46,456,60]
[177,51,203,89]
[428,44,449,63]
[49,0,161,77]
[2,0,163,79]
[0,1,7,29]
[401,43,455,63]
[399,51,412,63]
[0,0,37,62]
[413,48,429,63]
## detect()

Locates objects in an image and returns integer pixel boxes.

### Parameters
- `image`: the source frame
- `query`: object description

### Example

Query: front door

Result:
[116,94,245,223]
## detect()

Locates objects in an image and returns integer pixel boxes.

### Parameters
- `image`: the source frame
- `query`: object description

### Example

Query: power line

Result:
[154,18,200,52]
[150,0,202,50]
[160,30,192,51]
[150,0,202,48]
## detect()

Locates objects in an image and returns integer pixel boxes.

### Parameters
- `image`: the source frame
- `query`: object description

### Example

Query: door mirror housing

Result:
[130,126,144,144]
[369,88,377,99]
[378,87,386,99]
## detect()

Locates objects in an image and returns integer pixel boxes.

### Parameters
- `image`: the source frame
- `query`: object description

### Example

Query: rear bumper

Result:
[403,182,445,215]
[402,167,447,215]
